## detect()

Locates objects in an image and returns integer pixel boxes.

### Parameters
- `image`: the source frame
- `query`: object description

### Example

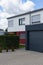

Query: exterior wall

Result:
[8,14,30,32]
[16,31,26,45]
[19,39,26,45]
[8,10,43,32]
[41,11,43,23]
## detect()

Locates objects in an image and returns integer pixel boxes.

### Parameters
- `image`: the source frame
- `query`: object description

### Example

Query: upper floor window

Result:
[8,20,14,27]
[19,18,25,25]
[31,14,40,24]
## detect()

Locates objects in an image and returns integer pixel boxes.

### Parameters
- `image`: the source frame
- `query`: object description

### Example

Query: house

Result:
[0,29,5,35]
[7,8,43,45]
[26,23,43,52]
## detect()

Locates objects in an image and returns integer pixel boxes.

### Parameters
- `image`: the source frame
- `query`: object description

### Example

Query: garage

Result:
[26,24,43,52]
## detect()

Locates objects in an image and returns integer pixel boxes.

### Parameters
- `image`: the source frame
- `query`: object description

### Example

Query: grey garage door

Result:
[29,31,43,52]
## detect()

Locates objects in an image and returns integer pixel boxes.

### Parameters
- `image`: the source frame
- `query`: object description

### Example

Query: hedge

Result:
[6,35,19,49]
[0,35,19,50]
[0,36,6,49]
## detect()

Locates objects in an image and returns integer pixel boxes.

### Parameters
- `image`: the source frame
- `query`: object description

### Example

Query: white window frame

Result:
[31,14,40,24]
[8,20,14,27]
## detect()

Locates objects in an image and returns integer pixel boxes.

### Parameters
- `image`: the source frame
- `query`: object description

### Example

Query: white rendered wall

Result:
[8,10,43,32]
[8,14,30,32]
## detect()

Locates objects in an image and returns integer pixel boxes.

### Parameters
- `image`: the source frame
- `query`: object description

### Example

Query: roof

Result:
[7,8,43,19]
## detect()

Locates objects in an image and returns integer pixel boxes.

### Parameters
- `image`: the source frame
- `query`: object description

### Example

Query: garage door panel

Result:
[29,31,43,52]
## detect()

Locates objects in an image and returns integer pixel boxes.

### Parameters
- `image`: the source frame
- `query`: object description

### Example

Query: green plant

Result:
[0,35,6,50]
[0,35,19,51]
[19,45,25,48]
[0,47,2,52]
[11,47,14,51]
[6,35,19,49]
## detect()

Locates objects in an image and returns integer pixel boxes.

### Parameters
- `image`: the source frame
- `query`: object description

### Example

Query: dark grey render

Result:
[26,24,43,52]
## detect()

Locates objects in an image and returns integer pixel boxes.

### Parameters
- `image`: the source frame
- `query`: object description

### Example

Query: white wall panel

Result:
[8,10,43,32]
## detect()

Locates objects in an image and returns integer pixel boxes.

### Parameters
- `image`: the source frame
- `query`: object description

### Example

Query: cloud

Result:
[0,0,35,30]
[0,19,8,30]
[0,0,35,15]
[20,0,35,12]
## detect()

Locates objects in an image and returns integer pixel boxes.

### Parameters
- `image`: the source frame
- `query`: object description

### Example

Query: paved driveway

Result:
[0,49,43,65]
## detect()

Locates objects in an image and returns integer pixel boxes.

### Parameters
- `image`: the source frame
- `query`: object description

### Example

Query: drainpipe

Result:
[29,13,31,25]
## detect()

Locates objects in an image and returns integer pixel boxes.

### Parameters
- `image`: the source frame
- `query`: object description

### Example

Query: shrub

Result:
[0,35,19,51]
[0,35,6,49]
[6,35,19,49]
[0,47,2,52]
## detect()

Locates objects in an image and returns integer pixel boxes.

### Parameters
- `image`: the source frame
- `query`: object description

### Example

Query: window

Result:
[8,20,14,27]
[31,14,40,24]
[19,18,25,25]
[20,33,26,39]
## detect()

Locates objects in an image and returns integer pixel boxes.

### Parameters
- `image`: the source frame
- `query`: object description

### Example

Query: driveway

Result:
[0,48,43,65]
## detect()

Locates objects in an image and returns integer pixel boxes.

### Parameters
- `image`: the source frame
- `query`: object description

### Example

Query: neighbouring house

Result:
[0,29,5,35]
[7,8,43,45]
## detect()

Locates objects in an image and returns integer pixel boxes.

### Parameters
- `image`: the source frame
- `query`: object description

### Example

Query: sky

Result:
[32,0,43,9]
[0,0,43,30]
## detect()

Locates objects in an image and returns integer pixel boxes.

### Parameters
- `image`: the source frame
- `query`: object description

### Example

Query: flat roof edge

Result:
[26,23,43,31]
[7,8,43,19]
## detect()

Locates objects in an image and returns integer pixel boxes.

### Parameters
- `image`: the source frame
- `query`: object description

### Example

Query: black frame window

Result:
[19,18,25,25]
